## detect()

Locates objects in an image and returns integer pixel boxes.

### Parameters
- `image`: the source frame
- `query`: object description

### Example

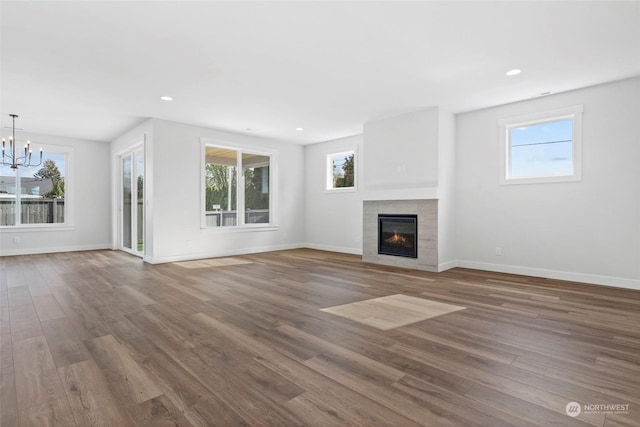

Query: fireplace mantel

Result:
[361,187,438,202]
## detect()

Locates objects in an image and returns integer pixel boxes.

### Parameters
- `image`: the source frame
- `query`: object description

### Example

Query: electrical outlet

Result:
[186,240,191,248]
[495,247,502,256]
[13,237,20,244]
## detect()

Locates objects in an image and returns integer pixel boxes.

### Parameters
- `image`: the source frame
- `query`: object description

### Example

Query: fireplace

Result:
[364,200,437,271]
[378,214,418,258]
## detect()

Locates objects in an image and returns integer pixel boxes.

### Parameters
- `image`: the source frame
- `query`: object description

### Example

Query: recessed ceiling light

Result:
[160,96,173,101]
[295,127,304,131]
[506,69,521,76]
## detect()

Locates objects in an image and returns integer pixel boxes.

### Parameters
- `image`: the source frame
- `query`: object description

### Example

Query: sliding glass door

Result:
[121,148,144,256]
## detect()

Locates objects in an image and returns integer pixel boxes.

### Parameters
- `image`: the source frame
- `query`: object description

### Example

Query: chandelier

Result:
[2,114,43,169]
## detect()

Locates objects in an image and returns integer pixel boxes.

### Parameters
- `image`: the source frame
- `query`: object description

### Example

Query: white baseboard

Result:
[0,243,112,257]
[144,243,305,264]
[303,243,363,255]
[456,260,640,291]
[437,260,458,272]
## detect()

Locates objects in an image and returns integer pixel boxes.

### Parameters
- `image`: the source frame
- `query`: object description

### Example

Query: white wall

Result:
[363,108,439,192]
[304,109,456,262]
[455,77,640,288]
[304,135,364,254]
[437,110,457,269]
[147,119,305,263]
[303,109,455,260]
[1,132,111,255]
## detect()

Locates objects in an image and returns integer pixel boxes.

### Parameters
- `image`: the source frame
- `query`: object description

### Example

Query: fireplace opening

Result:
[378,214,418,258]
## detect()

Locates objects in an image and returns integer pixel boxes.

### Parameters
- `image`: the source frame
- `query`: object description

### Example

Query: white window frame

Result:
[499,105,583,185]
[0,143,74,230]
[200,139,277,230]
[325,147,357,193]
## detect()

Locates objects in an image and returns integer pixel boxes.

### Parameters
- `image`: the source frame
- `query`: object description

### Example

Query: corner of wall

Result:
[437,109,457,266]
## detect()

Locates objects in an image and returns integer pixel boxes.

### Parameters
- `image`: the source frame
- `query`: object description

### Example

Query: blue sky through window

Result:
[510,119,573,178]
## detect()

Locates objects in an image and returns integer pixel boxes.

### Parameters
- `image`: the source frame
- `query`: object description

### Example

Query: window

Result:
[1,146,71,227]
[242,152,270,224]
[202,143,273,228]
[499,105,583,184]
[326,149,356,191]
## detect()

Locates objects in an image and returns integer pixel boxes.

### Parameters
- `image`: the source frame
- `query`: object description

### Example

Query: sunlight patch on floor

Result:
[321,294,465,330]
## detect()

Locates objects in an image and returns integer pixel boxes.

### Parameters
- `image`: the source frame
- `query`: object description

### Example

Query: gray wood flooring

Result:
[1,249,639,426]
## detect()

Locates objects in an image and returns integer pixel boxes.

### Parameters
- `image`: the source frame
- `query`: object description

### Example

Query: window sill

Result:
[0,225,75,233]
[325,187,357,194]
[500,174,581,185]
[202,225,279,233]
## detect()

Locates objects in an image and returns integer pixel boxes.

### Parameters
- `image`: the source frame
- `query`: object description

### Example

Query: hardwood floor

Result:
[1,249,639,426]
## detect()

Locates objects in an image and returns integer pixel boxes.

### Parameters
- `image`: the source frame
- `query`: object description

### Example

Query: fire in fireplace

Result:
[378,214,418,258]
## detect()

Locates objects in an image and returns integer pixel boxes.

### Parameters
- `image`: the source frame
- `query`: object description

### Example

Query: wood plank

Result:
[8,302,43,343]
[126,394,192,426]
[512,353,640,405]
[13,336,67,410]
[123,335,212,415]
[6,263,26,288]
[604,413,639,427]
[188,395,252,427]
[8,286,33,307]
[189,312,276,357]
[41,318,92,368]
[277,323,405,382]
[58,359,133,426]
[160,279,215,301]
[32,294,66,322]
[0,371,18,427]
[254,350,421,426]
[464,383,592,427]
[118,285,156,306]
[401,326,518,364]
[177,348,306,426]
[124,309,194,360]
[242,361,305,405]
[304,353,457,426]
[0,301,14,372]
[17,397,77,427]
[284,392,367,427]
[394,375,538,427]
[85,334,162,406]
[389,342,606,426]
[49,286,111,340]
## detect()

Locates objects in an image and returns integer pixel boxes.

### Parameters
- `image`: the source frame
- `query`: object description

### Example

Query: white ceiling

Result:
[1,1,639,145]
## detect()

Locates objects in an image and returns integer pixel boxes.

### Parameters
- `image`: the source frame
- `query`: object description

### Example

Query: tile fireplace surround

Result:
[363,199,438,271]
